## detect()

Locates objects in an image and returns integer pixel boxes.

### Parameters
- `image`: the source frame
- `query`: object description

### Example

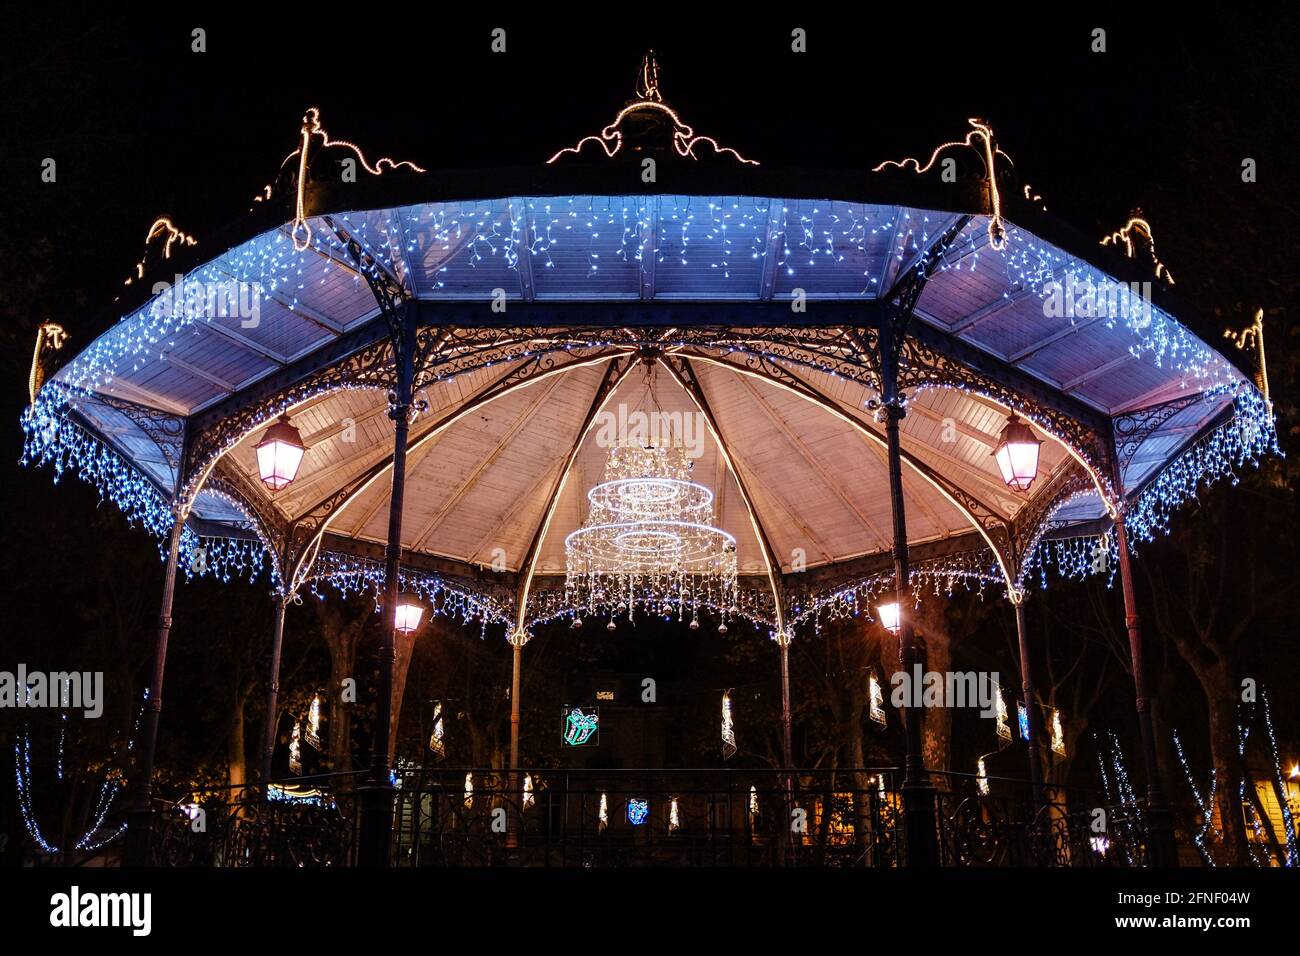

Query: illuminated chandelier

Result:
[565,444,737,629]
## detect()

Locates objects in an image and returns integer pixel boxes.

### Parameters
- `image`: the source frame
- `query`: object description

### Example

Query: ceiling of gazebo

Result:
[208,350,1072,579]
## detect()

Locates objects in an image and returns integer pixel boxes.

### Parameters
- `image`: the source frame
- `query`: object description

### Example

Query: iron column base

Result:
[1145,804,1179,866]
[123,805,156,867]
[356,781,396,867]
[901,780,939,867]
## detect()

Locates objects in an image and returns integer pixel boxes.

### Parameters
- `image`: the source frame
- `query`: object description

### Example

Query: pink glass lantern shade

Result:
[255,415,306,491]
[992,413,1042,491]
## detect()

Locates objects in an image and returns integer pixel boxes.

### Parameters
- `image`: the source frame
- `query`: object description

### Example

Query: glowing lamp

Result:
[393,592,426,634]
[877,602,900,634]
[992,413,1042,491]
[255,414,306,491]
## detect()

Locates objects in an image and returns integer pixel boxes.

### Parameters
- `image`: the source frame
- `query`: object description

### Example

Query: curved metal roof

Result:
[23,68,1277,633]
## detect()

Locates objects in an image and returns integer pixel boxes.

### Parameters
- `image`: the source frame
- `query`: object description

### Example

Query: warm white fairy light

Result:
[306,694,322,748]
[1224,309,1270,402]
[1101,214,1175,285]
[868,670,887,727]
[522,773,535,810]
[428,700,445,758]
[28,322,68,405]
[668,797,681,832]
[598,792,609,831]
[995,683,1011,743]
[1050,708,1066,756]
[977,757,990,796]
[287,108,425,250]
[123,217,196,287]
[463,772,474,809]
[721,691,737,759]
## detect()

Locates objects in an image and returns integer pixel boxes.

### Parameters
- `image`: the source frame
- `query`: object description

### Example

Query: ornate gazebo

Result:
[23,55,1277,866]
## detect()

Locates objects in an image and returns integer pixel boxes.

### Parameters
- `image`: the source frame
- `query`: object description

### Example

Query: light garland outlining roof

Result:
[18,52,1281,638]
[565,445,738,630]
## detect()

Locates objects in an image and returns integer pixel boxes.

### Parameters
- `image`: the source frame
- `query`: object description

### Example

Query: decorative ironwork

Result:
[305,549,515,629]
[785,545,1002,632]
[898,334,1116,506]
[547,51,758,167]
[205,457,291,577]
[1009,460,1095,582]
[83,389,187,476]
[183,354,394,502]
[174,317,1129,614]
[1112,389,1216,477]
[141,768,1154,868]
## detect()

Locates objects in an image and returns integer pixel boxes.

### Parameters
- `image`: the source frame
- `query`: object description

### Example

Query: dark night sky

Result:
[6,9,1297,345]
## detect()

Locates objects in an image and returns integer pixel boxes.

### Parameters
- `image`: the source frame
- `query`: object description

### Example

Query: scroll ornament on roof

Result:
[1101,211,1176,286]
[548,51,758,166]
[121,216,196,289]
[254,107,427,251]
[28,321,68,406]
[871,118,1023,250]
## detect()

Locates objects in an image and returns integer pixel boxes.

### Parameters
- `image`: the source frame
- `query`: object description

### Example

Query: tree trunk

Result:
[1205,682,1250,864]
[915,602,953,779]
[327,631,358,773]
[387,627,419,763]
[229,698,247,793]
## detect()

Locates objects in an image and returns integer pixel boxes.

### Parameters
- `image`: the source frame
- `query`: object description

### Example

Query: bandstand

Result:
[22,55,1277,867]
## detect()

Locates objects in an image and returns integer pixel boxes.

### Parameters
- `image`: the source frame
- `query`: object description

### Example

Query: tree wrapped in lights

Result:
[565,445,737,625]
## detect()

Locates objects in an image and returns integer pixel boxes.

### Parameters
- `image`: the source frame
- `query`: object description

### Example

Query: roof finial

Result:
[636,50,662,103]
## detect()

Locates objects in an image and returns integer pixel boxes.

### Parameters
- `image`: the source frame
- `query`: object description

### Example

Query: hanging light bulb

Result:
[877,602,901,634]
[255,414,306,491]
[992,412,1042,491]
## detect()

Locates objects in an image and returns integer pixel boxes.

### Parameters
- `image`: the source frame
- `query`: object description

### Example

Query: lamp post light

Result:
[992,413,1042,492]
[255,414,306,491]
[877,602,901,635]
[393,592,427,635]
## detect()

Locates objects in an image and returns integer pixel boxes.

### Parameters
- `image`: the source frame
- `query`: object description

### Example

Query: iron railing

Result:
[132,766,1152,867]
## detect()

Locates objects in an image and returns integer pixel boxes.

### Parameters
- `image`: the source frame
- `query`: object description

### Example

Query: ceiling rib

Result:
[659,355,789,631]
[516,356,636,629]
